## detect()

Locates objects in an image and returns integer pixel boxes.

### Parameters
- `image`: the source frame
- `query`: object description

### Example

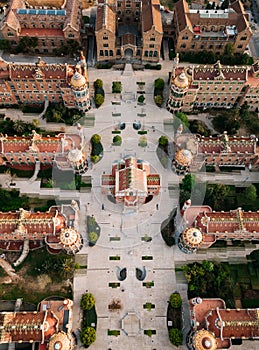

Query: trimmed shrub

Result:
[138,94,145,103]
[81,293,95,310]
[113,135,122,146]
[112,81,122,93]
[94,79,103,89]
[80,327,96,346]
[168,328,183,347]
[169,293,182,308]
[94,94,104,108]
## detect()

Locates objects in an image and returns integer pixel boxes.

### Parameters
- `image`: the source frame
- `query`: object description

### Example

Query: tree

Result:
[175,112,190,128]
[80,327,96,346]
[91,155,99,163]
[202,260,214,272]
[205,184,231,210]
[0,39,10,50]
[189,119,210,137]
[91,134,101,144]
[154,95,163,106]
[221,0,229,10]
[138,94,145,103]
[17,36,38,53]
[32,118,40,128]
[181,174,197,193]
[94,79,103,89]
[112,81,122,93]
[154,78,164,90]
[88,231,98,244]
[224,43,235,57]
[244,185,257,201]
[113,135,122,145]
[13,120,26,135]
[169,293,182,308]
[94,94,104,108]
[158,135,169,147]
[168,328,183,347]
[81,293,95,310]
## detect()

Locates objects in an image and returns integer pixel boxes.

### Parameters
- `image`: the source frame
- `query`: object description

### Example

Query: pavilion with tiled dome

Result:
[0,202,83,259]
[187,297,259,349]
[0,130,88,174]
[178,204,259,253]
[0,297,74,349]
[101,156,160,208]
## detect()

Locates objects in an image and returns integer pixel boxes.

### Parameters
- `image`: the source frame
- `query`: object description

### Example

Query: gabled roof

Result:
[142,0,162,33]
[95,0,116,33]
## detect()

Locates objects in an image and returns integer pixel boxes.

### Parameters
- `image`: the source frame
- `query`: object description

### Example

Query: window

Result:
[149,51,153,57]
[154,51,158,57]
[237,45,243,49]
[180,44,186,48]
[103,36,108,40]
[68,33,74,38]
[240,36,247,41]
[109,50,113,56]
[116,49,121,55]
[105,50,108,56]
[149,44,154,48]
[104,43,108,47]
[150,37,155,41]
[100,50,104,56]
[144,50,148,57]
[7,32,14,37]
[182,36,188,40]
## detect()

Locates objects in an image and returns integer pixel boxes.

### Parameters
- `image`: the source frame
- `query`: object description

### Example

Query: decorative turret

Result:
[59,228,83,255]
[178,227,203,254]
[167,69,190,113]
[70,57,91,113]
[172,149,193,175]
[67,148,88,174]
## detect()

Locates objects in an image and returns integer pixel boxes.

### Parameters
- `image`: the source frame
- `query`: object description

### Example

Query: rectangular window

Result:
[149,44,154,48]
[150,37,155,41]
[104,43,108,47]
[103,36,108,40]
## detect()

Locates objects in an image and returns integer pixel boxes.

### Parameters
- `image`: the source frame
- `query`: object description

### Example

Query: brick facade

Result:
[0,53,90,112]
[95,0,163,63]
[0,0,81,54]
[167,59,259,112]
[172,0,252,55]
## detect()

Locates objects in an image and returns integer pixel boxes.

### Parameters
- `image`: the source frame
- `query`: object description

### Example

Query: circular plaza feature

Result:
[175,149,193,167]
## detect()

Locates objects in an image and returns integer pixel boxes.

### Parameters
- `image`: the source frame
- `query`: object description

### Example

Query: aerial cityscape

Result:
[0,0,258,349]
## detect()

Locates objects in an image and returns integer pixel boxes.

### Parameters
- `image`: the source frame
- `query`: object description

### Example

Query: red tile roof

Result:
[20,28,64,37]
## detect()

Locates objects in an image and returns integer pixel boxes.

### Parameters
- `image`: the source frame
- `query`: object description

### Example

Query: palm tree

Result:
[13,120,26,135]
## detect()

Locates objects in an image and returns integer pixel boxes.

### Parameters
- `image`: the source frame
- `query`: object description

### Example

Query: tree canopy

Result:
[169,293,182,308]
[80,327,96,346]
[168,328,183,347]
[80,293,95,310]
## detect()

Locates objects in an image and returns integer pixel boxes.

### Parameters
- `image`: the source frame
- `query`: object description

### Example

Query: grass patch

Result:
[108,330,120,336]
[112,130,121,134]
[109,282,120,288]
[110,237,121,241]
[142,256,153,260]
[138,130,147,135]
[143,281,154,288]
[143,303,155,310]
[144,330,156,336]
[109,256,120,260]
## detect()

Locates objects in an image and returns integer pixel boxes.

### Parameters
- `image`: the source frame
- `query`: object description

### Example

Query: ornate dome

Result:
[48,332,71,350]
[175,149,193,166]
[173,71,189,89]
[70,71,86,89]
[193,329,217,350]
[183,227,203,246]
[59,228,80,247]
[67,149,85,164]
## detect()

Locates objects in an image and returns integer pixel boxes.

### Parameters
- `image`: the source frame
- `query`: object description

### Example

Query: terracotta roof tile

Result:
[20,28,64,37]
